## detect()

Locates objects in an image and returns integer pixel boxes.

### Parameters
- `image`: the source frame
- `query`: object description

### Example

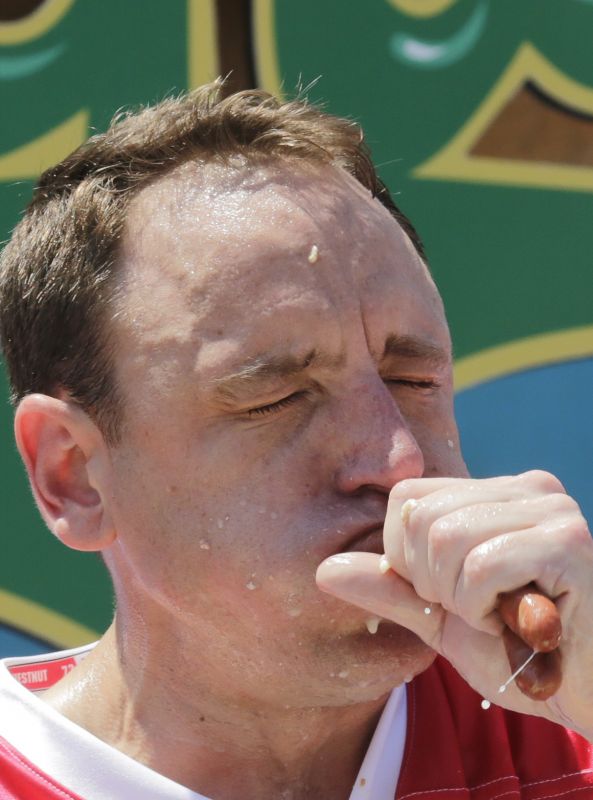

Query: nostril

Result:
[0,0,46,22]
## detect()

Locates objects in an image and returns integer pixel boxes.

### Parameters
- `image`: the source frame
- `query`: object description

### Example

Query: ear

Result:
[14,394,116,552]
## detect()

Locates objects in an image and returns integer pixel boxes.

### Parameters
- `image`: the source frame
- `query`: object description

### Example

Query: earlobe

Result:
[14,394,116,552]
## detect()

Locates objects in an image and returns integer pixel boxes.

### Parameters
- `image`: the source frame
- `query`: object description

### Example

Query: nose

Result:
[332,377,424,495]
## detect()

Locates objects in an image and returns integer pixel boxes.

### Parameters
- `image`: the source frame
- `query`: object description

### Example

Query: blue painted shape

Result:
[0,43,65,81]
[0,623,51,659]
[390,0,488,69]
[456,357,593,527]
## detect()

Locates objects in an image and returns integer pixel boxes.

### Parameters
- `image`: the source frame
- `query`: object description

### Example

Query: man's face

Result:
[105,160,465,707]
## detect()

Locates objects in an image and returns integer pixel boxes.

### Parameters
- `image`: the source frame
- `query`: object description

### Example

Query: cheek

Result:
[405,399,468,479]
[421,438,469,478]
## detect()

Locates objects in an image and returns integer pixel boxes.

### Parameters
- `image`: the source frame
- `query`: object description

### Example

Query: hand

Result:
[316,471,593,739]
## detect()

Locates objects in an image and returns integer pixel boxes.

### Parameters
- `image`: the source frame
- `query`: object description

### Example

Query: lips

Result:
[341,527,384,556]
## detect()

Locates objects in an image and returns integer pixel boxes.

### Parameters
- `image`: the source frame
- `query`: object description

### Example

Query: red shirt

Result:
[0,736,83,800]
[0,655,592,799]
[395,657,593,799]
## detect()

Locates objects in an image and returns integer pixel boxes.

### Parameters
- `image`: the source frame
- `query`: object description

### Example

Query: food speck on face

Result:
[365,617,381,634]
[109,161,457,706]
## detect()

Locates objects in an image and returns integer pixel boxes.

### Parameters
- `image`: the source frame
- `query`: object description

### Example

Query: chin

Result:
[355,620,436,676]
[311,620,437,705]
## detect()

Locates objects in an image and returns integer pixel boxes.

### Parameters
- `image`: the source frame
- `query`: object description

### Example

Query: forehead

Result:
[121,158,415,283]
[113,160,447,390]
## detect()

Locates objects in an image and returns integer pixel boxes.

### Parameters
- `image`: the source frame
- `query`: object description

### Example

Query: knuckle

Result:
[406,499,430,534]
[539,495,588,540]
[428,517,457,559]
[520,469,565,494]
[460,544,491,591]
[543,491,578,515]
[454,555,491,626]
[557,515,591,546]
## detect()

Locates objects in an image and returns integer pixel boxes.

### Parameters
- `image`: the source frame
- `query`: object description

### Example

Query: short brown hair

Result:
[0,80,425,443]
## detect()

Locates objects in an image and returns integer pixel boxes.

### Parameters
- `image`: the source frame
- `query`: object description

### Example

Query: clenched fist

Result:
[317,471,593,740]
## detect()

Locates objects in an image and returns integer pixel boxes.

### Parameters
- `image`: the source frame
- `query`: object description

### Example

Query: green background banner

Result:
[1,0,591,655]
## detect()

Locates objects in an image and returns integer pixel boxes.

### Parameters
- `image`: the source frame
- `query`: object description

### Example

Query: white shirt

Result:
[0,644,406,800]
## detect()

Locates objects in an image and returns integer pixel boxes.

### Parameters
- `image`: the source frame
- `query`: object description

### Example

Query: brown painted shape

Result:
[0,0,45,23]
[471,81,593,167]
[216,0,256,94]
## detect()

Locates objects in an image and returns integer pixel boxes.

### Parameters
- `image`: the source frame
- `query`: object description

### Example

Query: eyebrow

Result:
[211,334,450,401]
[381,334,451,367]
[211,348,345,400]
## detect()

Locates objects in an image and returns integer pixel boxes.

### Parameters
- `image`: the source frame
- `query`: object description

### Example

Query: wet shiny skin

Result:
[37,160,465,799]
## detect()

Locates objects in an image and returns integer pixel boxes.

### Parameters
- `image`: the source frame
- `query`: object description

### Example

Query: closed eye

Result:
[387,378,440,391]
[246,391,308,418]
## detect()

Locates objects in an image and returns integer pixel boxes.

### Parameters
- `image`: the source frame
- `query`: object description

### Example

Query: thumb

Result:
[316,552,444,649]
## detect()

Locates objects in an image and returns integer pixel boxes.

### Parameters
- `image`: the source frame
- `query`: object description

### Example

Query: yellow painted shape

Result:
[0,109,88,181]
[253,0,284,99]
[454,324,593,391]
[415,42,593,192]
[0,588,99,648]
[187,0,218,88]
[387,0,458,17]
[0,0,75,45]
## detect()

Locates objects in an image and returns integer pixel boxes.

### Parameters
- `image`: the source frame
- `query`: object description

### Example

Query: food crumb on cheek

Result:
[307,244,319,264]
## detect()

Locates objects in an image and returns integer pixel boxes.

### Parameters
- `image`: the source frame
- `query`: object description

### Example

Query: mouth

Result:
[341,526,384,556]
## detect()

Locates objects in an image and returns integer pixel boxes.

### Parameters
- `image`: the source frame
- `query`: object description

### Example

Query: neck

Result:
[41,618,393,800]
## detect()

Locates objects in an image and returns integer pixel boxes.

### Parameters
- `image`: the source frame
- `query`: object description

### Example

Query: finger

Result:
[389,471,567,504]
[502,628,562,701]
[384,479,552,590]
[453,526,576,630]
[413,500,540,608]
[498,584,562,653]
[388,474,531,506]
[315,552,444,650]
[384,479,462,584]
[316,553,562,706]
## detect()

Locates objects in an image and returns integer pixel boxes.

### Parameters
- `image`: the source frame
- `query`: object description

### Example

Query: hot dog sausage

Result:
[502,628,562,700]
[499,583,562,653]
[498,583,563,700]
